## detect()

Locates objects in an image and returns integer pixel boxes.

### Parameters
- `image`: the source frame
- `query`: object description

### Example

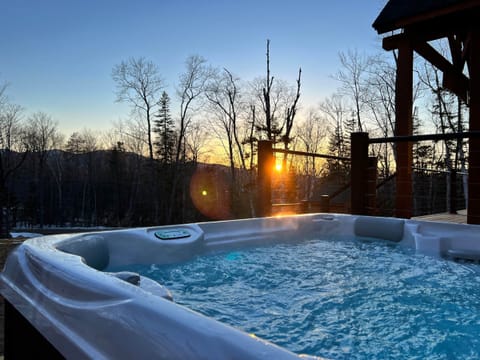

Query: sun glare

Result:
[275,163,282,172]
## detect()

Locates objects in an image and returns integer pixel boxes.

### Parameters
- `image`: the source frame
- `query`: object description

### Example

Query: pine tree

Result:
[153,92,176,163]
[326,119,349,181]
[343,112,357,153]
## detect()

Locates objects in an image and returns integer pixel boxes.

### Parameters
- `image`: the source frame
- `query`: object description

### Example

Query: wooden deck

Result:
[412,209,468,224]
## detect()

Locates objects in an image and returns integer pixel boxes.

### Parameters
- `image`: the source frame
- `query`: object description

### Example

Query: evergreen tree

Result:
[153,92,176,163]
[412,108,433,170]
[342,112,357,155]
[326,118,349,182]
[328,113,359,181]
[65,132,86,154]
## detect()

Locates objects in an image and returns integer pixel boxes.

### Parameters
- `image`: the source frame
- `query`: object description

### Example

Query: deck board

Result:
[413,209,468,224]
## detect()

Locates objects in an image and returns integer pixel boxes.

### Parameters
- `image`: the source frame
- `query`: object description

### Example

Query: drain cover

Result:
[154,229,191,240]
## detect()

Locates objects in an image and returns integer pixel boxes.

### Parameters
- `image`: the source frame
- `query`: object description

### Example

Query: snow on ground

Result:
[10,232,44,239]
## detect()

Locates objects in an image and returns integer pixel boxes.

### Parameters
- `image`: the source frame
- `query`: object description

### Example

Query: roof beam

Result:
[443,72,469,103]
[382,33,405,51]
[413,41,469,102]
[448,34,464,69]
[383,34,469,102]
[382,16,476,50]
[413,41,457,75]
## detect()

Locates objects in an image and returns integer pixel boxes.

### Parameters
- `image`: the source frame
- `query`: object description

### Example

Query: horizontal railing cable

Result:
[369,131,480,144]
[272,148,350,162]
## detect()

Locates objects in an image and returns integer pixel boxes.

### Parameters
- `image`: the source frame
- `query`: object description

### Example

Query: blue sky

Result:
[1,0,388,134]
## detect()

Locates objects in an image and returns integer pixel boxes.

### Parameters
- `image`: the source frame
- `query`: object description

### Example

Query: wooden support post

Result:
[301,200,309,213]
[257,140,273,217]
[395,41,414,219]
[319,195,330,213]
[468,27,480,224]
[449,169,457,214]
[351,132,369,215]
[367,156,378,215]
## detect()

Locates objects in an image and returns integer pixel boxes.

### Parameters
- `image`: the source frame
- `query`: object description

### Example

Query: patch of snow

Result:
[10,232,43,239]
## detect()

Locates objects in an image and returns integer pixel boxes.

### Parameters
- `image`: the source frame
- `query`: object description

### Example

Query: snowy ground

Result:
[8,226,118,239]
[9,232,43,239]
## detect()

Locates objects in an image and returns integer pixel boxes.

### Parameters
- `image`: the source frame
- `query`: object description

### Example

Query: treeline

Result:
[6,146,243,230]
[0,40,471,236]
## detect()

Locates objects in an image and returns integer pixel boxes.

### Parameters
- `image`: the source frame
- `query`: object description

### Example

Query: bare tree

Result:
[319,94,350,180]
[359,51,423,177]
[112,57,164,161]
[296,108,329,199]
[0,92,27,236]
[110,118,147,221]
[0,82,8,110]
[417,57,467,212]
[319,94,347,145]
[111,118,148,156]
[205,68,247,177]
[26,112,61,154]
[250,40,303,148]
[334,49,373,132]
[25,112,62,227]
[245,105,257,171]
[252,40,290,141]
[185,120,210,164]
[364,54,397,177]
[164,55,211,223]
[282,68,302,151]
[418,61,458,163]
[251,76,287,140]
[263,39,275,140]
[64,129,99,225]
[65,128,98,154]
[175,55,211,163]
[0,104,25,152]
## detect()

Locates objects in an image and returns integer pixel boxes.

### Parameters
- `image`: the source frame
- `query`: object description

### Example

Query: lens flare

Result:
[190,167,231,220]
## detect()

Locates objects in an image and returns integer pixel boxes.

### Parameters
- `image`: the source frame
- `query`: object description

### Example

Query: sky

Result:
[0,0,388,135]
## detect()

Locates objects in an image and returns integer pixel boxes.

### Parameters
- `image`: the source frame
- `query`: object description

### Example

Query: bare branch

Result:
[112,57,164,160]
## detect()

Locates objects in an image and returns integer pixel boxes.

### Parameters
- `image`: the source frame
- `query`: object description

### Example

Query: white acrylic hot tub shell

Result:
[1,213,480,359]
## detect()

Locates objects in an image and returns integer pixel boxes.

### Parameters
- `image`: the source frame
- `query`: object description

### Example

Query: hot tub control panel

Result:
[154,229,191,240]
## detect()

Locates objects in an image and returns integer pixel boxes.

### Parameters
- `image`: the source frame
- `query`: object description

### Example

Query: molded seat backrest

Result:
[57,235,109,270]
[354,217,404,242]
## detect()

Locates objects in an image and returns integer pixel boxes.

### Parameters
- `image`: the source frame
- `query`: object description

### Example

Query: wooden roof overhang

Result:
[372,0,480,223]
[373,0,480,34]
[373,0,480,104]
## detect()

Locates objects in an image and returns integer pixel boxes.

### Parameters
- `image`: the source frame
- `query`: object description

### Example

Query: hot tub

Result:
[2,214,480,359]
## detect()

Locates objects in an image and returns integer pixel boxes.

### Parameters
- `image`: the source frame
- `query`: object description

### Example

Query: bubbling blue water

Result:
[119,237,480,359]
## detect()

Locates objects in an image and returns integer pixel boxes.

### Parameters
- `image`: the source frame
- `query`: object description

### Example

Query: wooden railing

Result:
[256,140,349,217]
[257,131,480,220]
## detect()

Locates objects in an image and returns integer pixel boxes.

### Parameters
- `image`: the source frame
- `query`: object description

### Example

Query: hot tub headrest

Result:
[354,217,404,242]
[57,235,109,270]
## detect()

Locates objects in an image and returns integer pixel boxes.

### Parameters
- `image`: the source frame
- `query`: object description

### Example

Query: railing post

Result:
[301,200,309,213]
[367,156,378,215]
[319,195,330,213]
[449,169,457,214]
[351,132,369,215]
[257,140,273,217]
